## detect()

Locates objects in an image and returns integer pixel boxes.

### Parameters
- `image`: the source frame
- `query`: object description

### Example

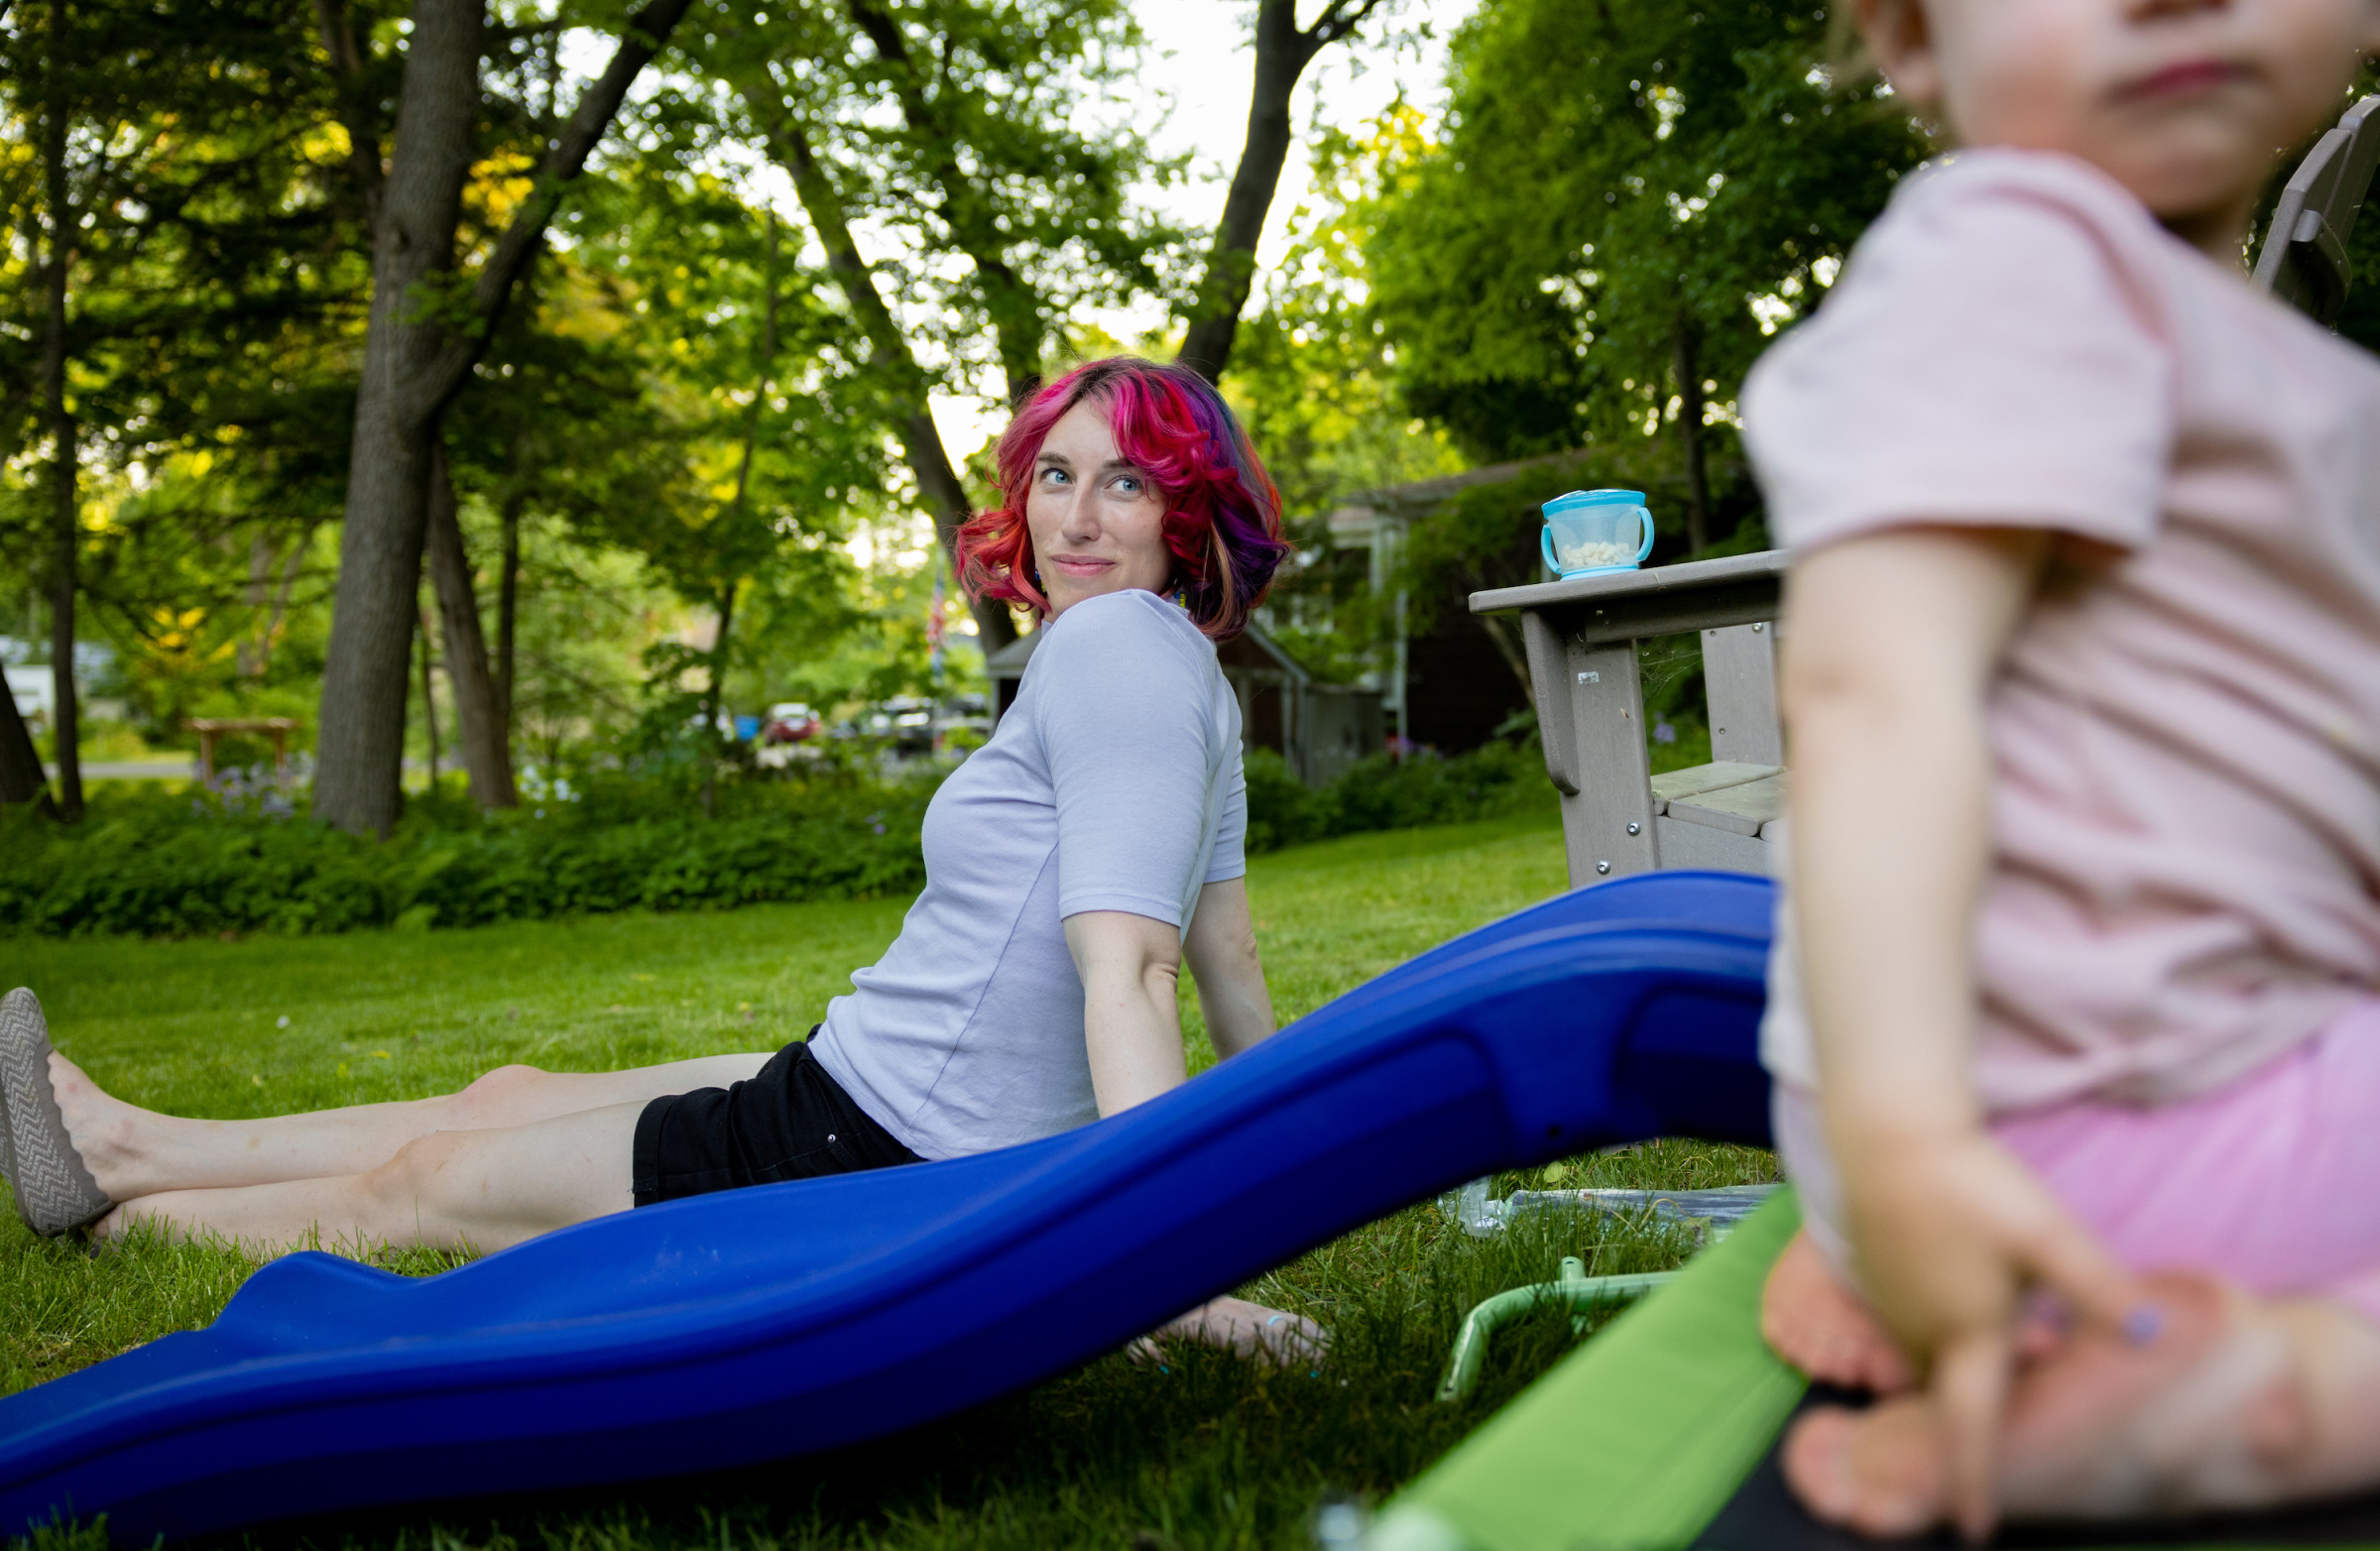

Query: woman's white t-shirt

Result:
[806,588,1249,1160]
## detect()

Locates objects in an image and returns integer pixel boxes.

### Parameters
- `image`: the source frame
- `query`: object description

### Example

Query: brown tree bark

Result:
[423,438,518,808]
[41,0,82,821]
[1176,0,1387,384]
[311,0,699,836]
[754,102,1018,651]
[311,0,481,834]
[1673,322,1710,554]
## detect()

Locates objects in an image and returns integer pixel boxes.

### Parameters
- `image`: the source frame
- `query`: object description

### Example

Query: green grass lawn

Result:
[0,811,1773,1551]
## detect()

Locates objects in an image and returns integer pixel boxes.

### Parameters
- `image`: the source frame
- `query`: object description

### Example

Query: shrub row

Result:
[0,779,932,939]
[1241,741,1549,854]
[0,740,1549,940]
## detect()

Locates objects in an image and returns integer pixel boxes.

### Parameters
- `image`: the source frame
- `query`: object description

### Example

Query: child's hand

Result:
[1839,1124,2143,1542]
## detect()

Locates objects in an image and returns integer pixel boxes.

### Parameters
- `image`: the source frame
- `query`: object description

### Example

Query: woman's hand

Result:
[1835,1121,2142,1540]
[1132,1296,1329,1369]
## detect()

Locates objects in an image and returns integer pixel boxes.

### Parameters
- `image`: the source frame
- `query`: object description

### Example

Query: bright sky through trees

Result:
[915,0,1475,461]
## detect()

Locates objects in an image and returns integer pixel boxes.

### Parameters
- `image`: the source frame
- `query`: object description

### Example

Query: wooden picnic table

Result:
[185,717,299,784]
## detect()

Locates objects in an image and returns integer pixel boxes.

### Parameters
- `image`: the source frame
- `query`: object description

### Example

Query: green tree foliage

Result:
[0,0,1448,820]
[674,0,1176,653]
[0,0,376,811]
[555,150,884,794]
[1366,0,1926,546]
[1225,111,1469,524]
[779,0,1170,407]
[1220,110,1469,688]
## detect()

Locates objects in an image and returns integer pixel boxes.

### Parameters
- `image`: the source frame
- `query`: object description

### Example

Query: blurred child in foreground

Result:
[1746,0,2380,1536]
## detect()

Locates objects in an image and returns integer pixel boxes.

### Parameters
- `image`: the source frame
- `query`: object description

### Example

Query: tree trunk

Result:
[44,406,80,824]
[311,0,699,835]
[756,104,1018,651]
[418,605,439,786]
[0,682,57,815]
[700,579,735,819]
[1473,609,1533,703]
[312,0,385,230]
[423,436,518,808]
[256,525,315,679]
[41,0,81,821]
[1674,322,1710,555]
[1176,0,1388,383]
[311,0,483,836]
[497,492,520,734]
[239,532,272,678]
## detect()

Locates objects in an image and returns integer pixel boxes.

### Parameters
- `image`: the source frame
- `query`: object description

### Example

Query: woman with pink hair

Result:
[5,357,1311,1359]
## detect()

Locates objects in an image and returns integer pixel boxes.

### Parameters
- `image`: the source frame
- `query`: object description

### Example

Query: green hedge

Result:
[1241,741,1549,854]
[0,776,932,940]
[0,741,1551,940]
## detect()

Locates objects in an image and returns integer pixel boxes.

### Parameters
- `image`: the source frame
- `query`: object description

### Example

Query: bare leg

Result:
[102,1100,649,1257]
[1784,1272,2380,1534]
[51,1050,773,1200]
[1761,1228,1915,1392]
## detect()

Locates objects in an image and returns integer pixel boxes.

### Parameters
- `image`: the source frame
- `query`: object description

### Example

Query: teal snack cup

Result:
[1541,489,1654,579]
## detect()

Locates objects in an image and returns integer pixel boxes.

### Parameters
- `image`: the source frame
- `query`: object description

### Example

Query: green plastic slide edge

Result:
[1375,1189,1808,1551]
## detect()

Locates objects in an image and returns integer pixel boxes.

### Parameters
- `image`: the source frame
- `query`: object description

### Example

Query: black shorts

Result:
[632,1035,921,1207]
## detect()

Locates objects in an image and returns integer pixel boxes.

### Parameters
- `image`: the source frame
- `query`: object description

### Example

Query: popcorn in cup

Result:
[1541,489,1654,579]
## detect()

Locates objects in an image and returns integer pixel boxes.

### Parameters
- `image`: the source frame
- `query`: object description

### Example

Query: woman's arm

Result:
[1785,527,2140,1538]
[1067,899,1318,1365]
[1064,909,1189,1117]
[1064,884,1275,1111]
[1182,878,1275,1059]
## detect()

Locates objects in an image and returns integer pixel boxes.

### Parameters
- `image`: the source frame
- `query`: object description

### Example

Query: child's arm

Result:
[1782,527,2144,1540]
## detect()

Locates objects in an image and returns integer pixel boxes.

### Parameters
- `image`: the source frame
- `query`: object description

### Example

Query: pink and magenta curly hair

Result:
[953,358,1292,642]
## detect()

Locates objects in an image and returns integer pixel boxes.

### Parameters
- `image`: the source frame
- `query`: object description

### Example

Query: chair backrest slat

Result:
[2253,96,2380,326]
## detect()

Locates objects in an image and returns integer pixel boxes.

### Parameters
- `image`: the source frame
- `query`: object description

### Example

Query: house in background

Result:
[986,622,1383,788]
[1307,452,1596,754]
[2,638,122,727]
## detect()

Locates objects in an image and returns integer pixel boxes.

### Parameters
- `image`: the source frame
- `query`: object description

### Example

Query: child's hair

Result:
[954,357,1292,642]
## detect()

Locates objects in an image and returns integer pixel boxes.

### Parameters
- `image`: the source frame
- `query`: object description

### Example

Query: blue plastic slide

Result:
[0,871,1775,1543]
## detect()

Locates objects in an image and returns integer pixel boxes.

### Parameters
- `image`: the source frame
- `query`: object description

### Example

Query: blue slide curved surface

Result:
[0,871,1776,1542]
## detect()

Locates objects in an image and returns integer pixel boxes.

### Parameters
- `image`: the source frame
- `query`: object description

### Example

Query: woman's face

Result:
[1025,398,1174,618]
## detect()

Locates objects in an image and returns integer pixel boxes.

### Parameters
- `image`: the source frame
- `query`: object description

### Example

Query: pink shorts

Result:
[1774,998,2380,1326]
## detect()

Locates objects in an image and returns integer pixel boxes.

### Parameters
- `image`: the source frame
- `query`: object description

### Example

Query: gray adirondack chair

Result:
[1473,96,2380,890]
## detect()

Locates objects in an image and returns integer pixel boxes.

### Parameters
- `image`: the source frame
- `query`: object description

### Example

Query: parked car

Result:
[762,702,821,745]
[866,696,936,754]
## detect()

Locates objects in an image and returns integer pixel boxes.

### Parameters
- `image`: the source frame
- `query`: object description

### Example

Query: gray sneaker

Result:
[0,989,112,1237]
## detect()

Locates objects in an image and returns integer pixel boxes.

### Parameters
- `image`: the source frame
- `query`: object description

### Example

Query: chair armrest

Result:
[1471,550,1786,646]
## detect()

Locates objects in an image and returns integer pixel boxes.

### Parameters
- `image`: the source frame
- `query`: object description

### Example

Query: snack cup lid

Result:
[1543,488,1646,518]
